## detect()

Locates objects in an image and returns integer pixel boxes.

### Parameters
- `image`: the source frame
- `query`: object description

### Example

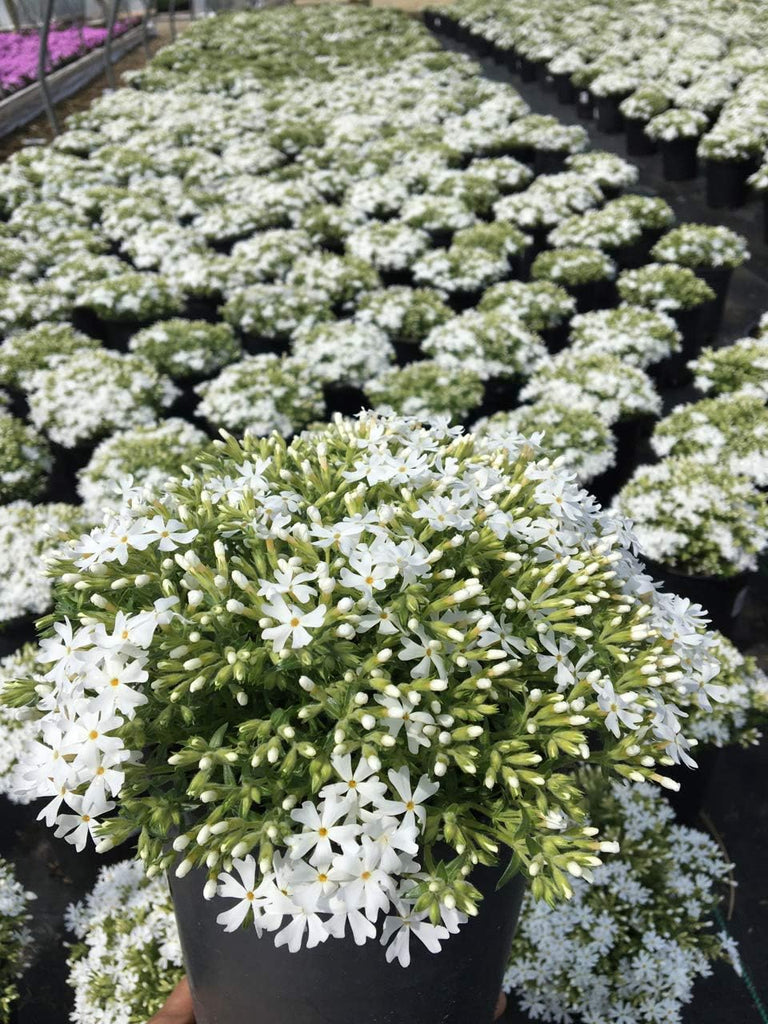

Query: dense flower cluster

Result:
[0,646,45,804]
[0,502,86,627]
[0,413,52,503]
[615,459,768,577]
[65,859,184,1024]
[78,419,210,515]
[505,773,737,1024]
[8,412,727,965]
[0,859,35,1023]
[651,394,768,486]
[0,21,139,97]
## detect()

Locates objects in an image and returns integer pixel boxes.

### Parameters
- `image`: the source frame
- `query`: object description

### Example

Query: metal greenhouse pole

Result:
[37,0,60,134]
[104,0,122,88]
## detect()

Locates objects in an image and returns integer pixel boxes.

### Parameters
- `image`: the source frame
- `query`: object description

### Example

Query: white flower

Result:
[261,595,327,652]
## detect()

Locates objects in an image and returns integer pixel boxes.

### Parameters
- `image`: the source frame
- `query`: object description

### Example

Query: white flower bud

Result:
[204,879,218,900]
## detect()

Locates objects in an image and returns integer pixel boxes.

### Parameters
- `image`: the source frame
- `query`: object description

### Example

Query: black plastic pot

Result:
[671,304,712,358]
[591,414,656,504]
[169,864,526,1024]
[642,558,752,639]
[185,296,222,323]
[533,149,568,176]
[763,195,768,245]
[575,90,594,119]
[540,321,571,354]
[447,288,486,313]
[494,45,517,73]
[379,267,415,289]
[241,334,291,356]
[705,157,755,210]
[624,117,657,157]
[72,307,153,351]
[568,278,617,314]
[659,137,699,181]
[664,746,721,826]
[553,73,577,104]
[323,383,367,418]
[695,265,733,334]
[393,341,426,367]
[595,95,625,134]
[0,616,37,660]
[479,376,520,418]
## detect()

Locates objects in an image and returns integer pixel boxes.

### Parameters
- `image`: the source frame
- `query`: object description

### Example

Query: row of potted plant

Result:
[0,20,140,99]
[424,0,768,213]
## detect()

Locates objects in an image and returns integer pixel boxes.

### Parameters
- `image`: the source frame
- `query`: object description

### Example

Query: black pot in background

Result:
[494,45,517,73]
[46,439,94,505]
[595,95,625,134]
[567,278,617,314]
[241,333,291,356]
[185,296,222,323]
[393,340,426,367]
[665,745,721,826]
[380,267,415,289]
[671,303,712,357]
[447,287,486,312]
[553,73,577,104]
[0,616,37,660]
[590,413,656,504]
[705,157,756,210]
[575,89,594,119]
[659,137,699,181]
[479,376,520,418]
[323,383,367,418]
[763,194,768,245]
[72,307,153,352]
[170,864,526,1024]
[540,321,571,354]
[695,265,733,335]
[642,557,752,640]
[533,148,568,176]
[624,117,657,157]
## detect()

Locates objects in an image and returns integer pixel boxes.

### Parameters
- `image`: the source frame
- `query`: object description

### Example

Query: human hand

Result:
[147,978,195,1024]
[147,977,506,1022]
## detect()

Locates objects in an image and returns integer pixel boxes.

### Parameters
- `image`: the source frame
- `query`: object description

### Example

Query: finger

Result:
[494,991,508,1020]
[148,977,195,1024]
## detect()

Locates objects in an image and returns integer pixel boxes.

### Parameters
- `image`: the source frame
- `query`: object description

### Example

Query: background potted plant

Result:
[619,84,672,156]
[698,128,764,209]
[10,412,713,1024]
[615,457,768,637]
[651,224,749,331]
[645,109,710,181]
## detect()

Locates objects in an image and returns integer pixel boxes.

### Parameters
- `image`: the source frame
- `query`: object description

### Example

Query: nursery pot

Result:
[533,148,568,176]
[665,745,721,826]
[393,340,427,367]
[642,558,751,639]
[169,863,526,1024]
[671,304,712,358]
[540,321,571,354]
[590,413,656,504]
[568,278,617,314]
[595,95,625,134]
[479,375,520,418]
[624,117,657,157]
[763,195,768,246]
[695,265,733,333]
[553,73,577,104]
[659,137,698,182]
[576,90,594,119]
[323,383,368,418]
[705,158,754,210]
[0,616,37,660]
